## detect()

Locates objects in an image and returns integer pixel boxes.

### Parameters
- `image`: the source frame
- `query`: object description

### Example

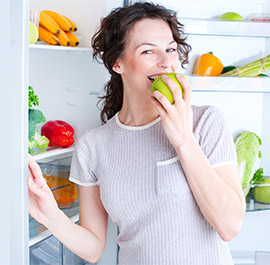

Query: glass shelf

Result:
[33,147,75,162]
[246,201,270,212]
[181,17,270,38]
[29,43,91,53]
[186,75,270,93]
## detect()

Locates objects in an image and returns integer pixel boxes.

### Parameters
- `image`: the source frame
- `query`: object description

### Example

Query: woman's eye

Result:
[142,50,152,54]
[166,48,176,53]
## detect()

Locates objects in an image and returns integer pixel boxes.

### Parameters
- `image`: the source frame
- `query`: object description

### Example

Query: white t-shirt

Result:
[70,105,237,265]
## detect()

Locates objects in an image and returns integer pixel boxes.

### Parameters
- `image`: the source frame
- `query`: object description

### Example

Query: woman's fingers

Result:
[148,94,167,118]
[162,74,183,105]
[151,89,172,114]
[177,74,192,104]
[28,175,48,198]
[28,154,46,188]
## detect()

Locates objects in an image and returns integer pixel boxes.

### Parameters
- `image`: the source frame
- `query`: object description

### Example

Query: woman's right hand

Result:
[28,154,60,225]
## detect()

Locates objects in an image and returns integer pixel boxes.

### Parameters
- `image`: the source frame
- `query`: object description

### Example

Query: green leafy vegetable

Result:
[28,132,49,154]
[28,109,49,154]
[234,131,262,196]
[28,86,39,108]
[250,167,265,185]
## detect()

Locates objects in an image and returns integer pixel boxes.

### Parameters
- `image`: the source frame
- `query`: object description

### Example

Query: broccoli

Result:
[28,89,49,154]
[28,109,46,139]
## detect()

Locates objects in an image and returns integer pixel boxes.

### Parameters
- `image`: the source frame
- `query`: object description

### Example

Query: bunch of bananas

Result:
[39,10,80,47]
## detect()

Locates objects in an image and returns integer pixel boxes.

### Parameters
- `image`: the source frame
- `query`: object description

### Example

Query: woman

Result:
[28,2,246,264]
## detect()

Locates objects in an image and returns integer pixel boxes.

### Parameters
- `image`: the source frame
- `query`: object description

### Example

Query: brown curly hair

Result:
[92,2,191,124]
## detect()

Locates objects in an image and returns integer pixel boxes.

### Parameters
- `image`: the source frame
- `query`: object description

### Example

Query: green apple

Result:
[253,178,270,203]
[151,73,184,104]
[29,21,38,44]
[218,12,244,21]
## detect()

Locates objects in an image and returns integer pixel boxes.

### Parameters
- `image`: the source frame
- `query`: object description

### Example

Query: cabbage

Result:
[234,131,261,196]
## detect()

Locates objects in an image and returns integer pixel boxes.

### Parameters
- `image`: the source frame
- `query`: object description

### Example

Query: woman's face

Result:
[114,18,180,98]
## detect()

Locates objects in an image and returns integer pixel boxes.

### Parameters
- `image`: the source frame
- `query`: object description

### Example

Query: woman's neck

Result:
[118,96,159,126]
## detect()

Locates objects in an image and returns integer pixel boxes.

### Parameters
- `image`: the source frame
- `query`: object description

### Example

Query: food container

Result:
[246,13,270,22]
[29,9,40,44]
[38,156,79,209]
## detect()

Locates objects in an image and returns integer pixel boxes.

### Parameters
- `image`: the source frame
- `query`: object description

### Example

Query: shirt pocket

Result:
[155,156,188,196]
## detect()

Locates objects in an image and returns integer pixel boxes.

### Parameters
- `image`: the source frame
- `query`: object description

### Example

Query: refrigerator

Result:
[2,0,270,264]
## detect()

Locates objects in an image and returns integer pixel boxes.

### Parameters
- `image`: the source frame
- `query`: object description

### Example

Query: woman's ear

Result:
[112,59,124,74]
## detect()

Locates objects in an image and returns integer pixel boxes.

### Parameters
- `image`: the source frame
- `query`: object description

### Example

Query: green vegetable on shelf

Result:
[28,86,49,154]
[250,167,265,185]
[221,66,236,74]
[28,86,39,108]
[234,131,262,196]
[257,73,269,77]
[221,54,270,77]
[28,109,49,154]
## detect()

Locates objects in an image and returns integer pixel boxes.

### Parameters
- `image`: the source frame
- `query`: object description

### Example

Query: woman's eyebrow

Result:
[136,40,176,50]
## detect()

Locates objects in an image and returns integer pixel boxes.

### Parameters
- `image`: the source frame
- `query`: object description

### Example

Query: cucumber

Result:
[221,66,236,74]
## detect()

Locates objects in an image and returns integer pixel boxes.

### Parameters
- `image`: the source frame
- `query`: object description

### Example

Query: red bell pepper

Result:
[41,120,74,148]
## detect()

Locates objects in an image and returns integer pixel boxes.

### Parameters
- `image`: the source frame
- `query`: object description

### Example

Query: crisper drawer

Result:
[29,156,80,247]
[30,234,94,265]
[38,156,79,209]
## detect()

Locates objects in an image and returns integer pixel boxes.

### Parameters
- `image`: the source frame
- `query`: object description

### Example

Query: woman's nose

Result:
[157,52,171,69]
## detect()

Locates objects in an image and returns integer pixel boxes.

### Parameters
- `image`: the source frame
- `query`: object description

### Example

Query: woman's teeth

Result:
[148,75,159,82]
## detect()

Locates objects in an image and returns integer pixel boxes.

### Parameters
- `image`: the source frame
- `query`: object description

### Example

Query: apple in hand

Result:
[151,73,184,104]
[218,12,244,21]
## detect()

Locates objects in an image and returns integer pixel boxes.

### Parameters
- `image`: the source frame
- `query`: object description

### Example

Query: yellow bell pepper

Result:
[193,52,223,76]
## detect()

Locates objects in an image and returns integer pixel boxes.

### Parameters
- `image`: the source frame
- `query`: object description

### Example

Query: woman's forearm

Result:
[176,134,246,241]
[43,209,105,263]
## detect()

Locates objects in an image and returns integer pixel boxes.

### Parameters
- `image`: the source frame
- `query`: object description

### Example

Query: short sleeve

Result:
[196,106,237,168]
[69,134,97,186]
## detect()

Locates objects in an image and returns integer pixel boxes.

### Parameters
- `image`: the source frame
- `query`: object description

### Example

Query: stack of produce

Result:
[193,53,270,77]
[39,10,80,47]
[221,54,270,77]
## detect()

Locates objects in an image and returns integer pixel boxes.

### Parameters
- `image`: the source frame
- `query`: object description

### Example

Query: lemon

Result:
[29,21,38,44]
[253,178,270,203]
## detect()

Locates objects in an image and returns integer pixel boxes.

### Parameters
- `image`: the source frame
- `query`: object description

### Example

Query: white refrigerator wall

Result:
[29,50,104,140]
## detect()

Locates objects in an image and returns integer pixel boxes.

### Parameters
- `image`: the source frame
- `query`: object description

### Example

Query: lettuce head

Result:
[235,131,262,196]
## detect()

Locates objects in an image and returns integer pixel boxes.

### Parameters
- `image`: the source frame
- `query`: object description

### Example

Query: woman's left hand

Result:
[149,74,193,149]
